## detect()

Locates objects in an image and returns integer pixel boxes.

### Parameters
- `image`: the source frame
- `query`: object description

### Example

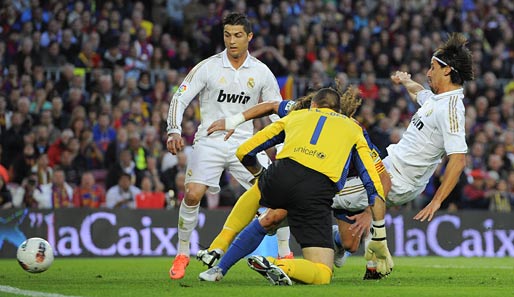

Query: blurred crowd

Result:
[0,0,512,212]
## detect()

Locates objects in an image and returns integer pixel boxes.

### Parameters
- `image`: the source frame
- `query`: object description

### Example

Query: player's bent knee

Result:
[342,237,360,254]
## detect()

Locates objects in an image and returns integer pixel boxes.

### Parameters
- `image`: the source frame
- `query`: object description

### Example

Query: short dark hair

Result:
[312,88,341,112]
[223,12,252,34]
[433,32,474,85]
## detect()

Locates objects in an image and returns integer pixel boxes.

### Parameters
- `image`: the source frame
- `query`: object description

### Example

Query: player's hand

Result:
[207,119,235,140]
[390,71,411,85]
[347,207,372,238]
[166,133,184,155]
[364,224,394,276]
[413,199,441,222]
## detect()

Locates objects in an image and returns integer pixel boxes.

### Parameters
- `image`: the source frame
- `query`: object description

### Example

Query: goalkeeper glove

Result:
[364,222,394,276]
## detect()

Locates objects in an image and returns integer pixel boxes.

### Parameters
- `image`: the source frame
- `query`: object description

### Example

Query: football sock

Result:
[274,258,332,285]
[177,200,200,255]
[333,228,343,248]
[218,219,267,275]
[276,226,291,257]
[210,184,261,252]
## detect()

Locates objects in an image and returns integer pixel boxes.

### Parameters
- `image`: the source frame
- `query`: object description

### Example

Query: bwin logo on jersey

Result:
[411,113,424,131]
[217,90,251,104]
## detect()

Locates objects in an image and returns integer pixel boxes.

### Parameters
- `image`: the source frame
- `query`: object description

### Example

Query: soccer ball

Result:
[17,237,54,273]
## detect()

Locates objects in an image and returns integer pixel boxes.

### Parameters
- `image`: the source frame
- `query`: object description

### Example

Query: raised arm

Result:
[390,71,425,104]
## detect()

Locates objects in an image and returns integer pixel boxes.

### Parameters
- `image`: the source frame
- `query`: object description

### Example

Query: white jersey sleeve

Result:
[416,89,433,106]
[166,59,209,135]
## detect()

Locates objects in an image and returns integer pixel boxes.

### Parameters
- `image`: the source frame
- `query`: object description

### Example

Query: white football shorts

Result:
[331,176,369,212]
[382,156,426,206]
[185,136,270,194]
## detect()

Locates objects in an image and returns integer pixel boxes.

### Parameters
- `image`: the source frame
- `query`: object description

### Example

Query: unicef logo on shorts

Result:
[316,152,326,159]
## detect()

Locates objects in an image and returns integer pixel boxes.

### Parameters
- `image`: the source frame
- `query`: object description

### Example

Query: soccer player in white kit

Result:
[362,32,474,278]
[166,12,283,280]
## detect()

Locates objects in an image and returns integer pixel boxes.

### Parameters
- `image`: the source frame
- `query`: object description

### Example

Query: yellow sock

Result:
[273,258,333,285]
[209,183,262,252]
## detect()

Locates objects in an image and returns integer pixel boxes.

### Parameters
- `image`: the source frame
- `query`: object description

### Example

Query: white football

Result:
[17,237,54,273]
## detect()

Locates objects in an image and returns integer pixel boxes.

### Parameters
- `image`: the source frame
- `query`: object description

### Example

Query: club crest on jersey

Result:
[217,90,251,104]
[187,169,192,177]
[247,77,255,89]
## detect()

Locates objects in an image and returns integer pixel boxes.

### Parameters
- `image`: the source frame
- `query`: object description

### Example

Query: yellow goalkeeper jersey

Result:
[236,107,384,199]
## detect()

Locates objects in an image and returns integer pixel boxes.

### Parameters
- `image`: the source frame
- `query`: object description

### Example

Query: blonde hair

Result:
[334,79,362,117]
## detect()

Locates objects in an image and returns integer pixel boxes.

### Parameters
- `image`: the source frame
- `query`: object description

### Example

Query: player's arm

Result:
[166,64,205,154]
[414,152,465,222]
[236,119,286,176]
[390,71,425,104]
[207,100,282,139]
[415,99,467,222]
[353,136,384,204]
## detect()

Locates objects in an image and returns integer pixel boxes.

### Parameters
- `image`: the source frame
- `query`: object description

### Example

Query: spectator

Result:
[135,174,165,209]
[34,169,73,208]
[104,127,129,169]
[47,128,74,167]
[92,112,116,156]
[11,174,43,208]
[2,112,29,168]
[72,171,106,208]
[105,148,137,189]
[59,148,82,186]
[10,144,37,185]
[488,179,512,212]
[105,172,141,208]
[462,169,490,209]
[0,165,12,209]
[31,152,52,185]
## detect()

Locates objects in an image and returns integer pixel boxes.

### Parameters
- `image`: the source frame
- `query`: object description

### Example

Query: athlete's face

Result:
[427,58,450,94]
[224,25,252,60]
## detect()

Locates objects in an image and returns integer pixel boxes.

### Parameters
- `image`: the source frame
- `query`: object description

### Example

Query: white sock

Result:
[276,226,291,257]
[177,200,200,256]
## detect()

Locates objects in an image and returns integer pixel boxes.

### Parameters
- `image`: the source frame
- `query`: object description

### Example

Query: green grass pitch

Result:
[1,256,513,297]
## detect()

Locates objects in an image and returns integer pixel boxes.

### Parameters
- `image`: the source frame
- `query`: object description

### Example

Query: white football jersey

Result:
[386,88,467,187]
[167,49,282,142]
